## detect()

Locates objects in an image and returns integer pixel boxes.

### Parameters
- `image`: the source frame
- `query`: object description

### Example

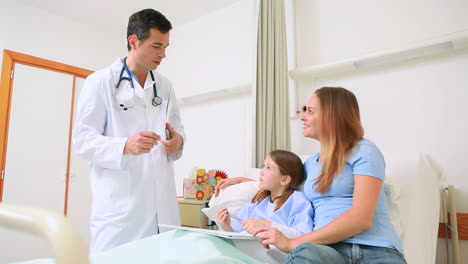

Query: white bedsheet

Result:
[10,230,263,264]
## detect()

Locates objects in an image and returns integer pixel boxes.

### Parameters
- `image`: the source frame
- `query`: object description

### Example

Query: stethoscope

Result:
[114,57,162,110]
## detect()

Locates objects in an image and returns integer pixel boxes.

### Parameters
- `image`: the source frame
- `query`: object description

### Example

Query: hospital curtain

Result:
[254,0,290,168]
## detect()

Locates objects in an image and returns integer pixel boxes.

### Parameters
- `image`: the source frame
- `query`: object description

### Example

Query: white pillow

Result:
[383,149,441,264]
[384,179,402,238]
[201,180,259,223]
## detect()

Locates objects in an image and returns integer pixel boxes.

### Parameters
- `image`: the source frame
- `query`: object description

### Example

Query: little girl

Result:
[216,150,314,238]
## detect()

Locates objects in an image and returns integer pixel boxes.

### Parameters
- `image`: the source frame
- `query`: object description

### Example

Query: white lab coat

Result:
[73,58,185,253]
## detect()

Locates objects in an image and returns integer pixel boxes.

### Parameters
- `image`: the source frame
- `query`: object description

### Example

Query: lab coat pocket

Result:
[113,85,135,110]
[91,166,130,217]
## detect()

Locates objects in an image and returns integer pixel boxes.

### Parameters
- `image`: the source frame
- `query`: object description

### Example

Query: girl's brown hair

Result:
[314,87,364,193]
[252,150,305,211]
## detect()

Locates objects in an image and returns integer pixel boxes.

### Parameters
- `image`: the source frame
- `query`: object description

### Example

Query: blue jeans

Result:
[284,242,406,264]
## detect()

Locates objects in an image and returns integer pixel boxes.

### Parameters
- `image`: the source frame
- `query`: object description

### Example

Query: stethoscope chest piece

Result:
[152,96,162,106]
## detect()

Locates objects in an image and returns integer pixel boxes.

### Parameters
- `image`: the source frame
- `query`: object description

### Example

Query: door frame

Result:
[0,49,93,215]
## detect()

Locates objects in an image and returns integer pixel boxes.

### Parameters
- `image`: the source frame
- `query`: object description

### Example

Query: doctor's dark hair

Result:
[251,150,305,211]
[127,9,172,51]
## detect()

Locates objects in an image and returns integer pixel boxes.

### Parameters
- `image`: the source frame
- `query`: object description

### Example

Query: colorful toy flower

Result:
[215,170,228,179]
[203,173,209,182]
[196,191,204,200]
[197,169,206,176]
[196,175,204,184]
[208,190,215,199]
[208,177,216,186]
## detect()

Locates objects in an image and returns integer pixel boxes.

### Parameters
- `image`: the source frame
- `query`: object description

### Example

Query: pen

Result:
[227,211,243,223]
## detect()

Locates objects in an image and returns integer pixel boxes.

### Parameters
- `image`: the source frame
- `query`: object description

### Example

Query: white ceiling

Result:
[17,0,240,34]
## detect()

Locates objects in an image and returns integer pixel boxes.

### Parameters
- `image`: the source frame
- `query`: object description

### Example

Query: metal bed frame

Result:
[440,185,461,264]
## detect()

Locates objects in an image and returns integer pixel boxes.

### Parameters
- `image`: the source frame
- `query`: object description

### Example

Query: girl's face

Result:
[301,94,320,140]
[259,155,287,191]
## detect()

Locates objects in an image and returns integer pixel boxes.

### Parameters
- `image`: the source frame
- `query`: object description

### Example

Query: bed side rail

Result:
[0,203,89,264]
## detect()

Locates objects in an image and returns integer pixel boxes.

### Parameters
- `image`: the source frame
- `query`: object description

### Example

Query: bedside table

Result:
[177,198,209,229]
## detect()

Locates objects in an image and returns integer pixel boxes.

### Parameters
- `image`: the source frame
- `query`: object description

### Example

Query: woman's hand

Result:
[242,218,272,234]
[216,208,233,232]
[253,227,295,253]
[214,177,253,197]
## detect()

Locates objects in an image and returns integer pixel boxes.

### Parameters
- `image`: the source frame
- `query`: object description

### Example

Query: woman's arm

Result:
[214,177,254,197]
[270,222,304,238]
[255,174,382,252]
[292,175,381,245]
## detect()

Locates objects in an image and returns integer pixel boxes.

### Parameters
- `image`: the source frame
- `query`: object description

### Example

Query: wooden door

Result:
[2,63,72,210]
[0,50,92,263]
[67,76,92,246]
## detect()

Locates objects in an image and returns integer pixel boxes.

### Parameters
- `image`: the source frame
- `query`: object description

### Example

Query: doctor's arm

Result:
[159,122,183,154]
[254,175,382,253]
[162,86,185,159]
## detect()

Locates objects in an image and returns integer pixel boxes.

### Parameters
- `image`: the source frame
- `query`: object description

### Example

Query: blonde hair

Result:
[314,87,364,193]
[252,150,304,211]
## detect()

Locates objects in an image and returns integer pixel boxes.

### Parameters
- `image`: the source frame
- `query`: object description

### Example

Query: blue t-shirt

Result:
[303,138,403,253]
[231,191,314,235]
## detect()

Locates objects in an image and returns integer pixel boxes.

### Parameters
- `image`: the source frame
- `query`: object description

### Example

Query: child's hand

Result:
[242,218,272,234]
[216,208,234,232]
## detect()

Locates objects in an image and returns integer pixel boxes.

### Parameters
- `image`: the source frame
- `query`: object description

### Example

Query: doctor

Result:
[73,9,185,253]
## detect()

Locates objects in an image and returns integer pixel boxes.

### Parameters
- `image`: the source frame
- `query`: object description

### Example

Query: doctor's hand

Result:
[253,226,294,253]
[159,122,183,154]
[124,131,160,155]
[242,218,272,234]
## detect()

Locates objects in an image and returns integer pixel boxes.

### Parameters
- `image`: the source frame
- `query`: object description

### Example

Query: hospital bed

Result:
[0,151,461,264]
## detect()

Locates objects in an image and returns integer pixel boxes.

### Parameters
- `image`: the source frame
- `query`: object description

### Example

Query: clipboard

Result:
[159,224,259,240]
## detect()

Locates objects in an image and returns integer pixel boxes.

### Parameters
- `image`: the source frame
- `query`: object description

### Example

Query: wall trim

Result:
[289,30,468,81]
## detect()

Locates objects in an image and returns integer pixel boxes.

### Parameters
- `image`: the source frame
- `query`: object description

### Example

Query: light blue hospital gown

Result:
[231,191,314,238]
